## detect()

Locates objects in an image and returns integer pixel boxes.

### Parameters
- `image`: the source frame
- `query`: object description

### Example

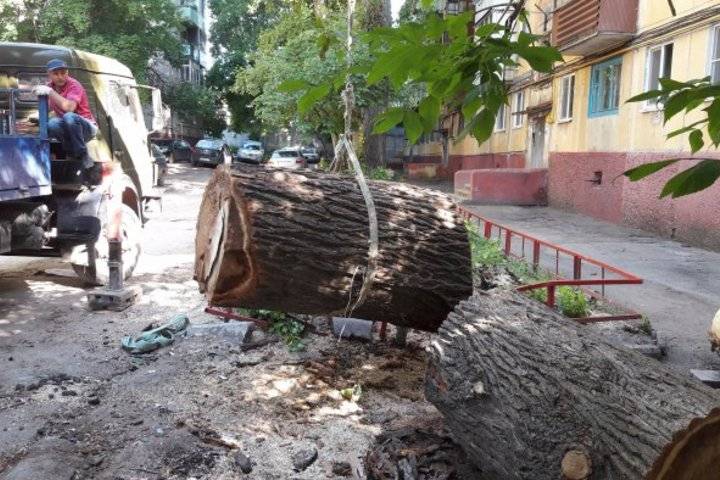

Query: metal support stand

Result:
[87,187,141,311]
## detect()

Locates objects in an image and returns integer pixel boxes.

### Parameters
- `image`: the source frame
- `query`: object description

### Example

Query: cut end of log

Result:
[648,407,720,480]
[561,450,591,480]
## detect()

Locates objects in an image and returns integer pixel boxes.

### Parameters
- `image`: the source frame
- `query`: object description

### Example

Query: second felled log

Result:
[426,289,720,480]
[194,166,472,331]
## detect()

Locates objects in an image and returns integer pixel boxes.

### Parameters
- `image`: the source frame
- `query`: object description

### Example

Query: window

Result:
[645,43,673,107]
[512,91,525,128]
[495,103,506,131]
[589,57,622,117]
[559,74,575,122]
[710,25,720,84]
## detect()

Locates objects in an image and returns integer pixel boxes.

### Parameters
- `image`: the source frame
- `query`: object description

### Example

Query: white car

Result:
[267,148,308,170]
[236,141,264,164]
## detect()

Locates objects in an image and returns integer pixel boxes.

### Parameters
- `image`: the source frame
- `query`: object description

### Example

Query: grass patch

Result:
[556,286,589,318]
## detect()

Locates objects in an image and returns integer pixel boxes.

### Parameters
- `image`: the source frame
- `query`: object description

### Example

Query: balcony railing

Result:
[551,0,637,56]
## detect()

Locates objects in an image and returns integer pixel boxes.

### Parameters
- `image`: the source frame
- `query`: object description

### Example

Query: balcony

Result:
[178,0,203,28]
[551,0,638,56]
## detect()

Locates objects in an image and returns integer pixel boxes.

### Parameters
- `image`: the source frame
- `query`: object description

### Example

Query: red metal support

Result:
[504,231,512,255]
[547,285,556,308]
[573,256,582,280]
[483,221,492,239]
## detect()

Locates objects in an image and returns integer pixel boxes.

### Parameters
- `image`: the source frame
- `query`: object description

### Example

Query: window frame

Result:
[709,24,720,85]
[644,42,674,110]
[558,74,575,123]
[588,56,623,118]
[494,102,506,132]
[512,90,525,128]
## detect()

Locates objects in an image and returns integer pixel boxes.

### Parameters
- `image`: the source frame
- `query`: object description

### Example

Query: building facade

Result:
[413,0,720,249]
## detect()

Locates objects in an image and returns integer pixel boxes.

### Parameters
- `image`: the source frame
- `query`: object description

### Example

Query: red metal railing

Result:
[459,206,643,324]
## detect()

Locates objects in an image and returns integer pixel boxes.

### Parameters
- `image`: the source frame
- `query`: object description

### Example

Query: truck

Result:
[0,42,165,285]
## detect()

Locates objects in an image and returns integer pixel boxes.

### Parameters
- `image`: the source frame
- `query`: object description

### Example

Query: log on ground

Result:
[194,166,472,331]
[426,289,720,480]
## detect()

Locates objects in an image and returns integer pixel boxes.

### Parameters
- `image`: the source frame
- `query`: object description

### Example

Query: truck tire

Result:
[71,204,142,286]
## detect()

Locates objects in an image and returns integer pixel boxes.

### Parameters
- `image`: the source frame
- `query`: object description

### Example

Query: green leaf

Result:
[706,100,720,146]
[277,79,309,93]
[658,77,689,91]
[660,160,720,198]
[666,124,703,139]
[623,159,680,181]
[373,107,405,134]
[297,83,331,114]
[471,108,496,144]
[627,89,663,103]
[367,52,397,85]
[403,110,424,144]
[662,91,691,124]
[689,129,704,153]
[418,96,441,131]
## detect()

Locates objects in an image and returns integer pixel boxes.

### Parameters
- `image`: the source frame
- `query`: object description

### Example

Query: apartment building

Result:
[414,0,720,249]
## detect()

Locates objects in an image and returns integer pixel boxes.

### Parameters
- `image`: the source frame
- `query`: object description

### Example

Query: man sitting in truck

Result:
[33,59,97,170]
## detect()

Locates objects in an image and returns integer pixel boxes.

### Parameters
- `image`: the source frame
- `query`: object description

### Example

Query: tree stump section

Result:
[194,166,472,331]
[426,289,720,480]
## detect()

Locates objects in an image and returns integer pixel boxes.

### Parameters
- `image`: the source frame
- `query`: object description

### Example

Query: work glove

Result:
[33,85,53,96]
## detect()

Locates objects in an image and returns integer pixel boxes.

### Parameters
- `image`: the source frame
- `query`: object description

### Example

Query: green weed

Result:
[236,308,306,351]
[557,287,589,318]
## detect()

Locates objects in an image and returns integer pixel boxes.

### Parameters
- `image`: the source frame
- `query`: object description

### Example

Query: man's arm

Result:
[47,89,77,113]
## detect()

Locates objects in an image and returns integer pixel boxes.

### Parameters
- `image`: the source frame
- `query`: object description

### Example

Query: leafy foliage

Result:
[0,0,183,84]
[236,4,385,138]
[163,83,227,137]
[268,317,306,352]
[556,287,588,318]
[625,77,720,197]
[287,4,562,146]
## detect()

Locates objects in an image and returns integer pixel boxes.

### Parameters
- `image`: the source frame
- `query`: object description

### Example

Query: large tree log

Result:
[426,289,720,480]
[194,166,472,331]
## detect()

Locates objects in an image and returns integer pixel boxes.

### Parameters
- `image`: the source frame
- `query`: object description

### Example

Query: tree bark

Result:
[426,289,720,480]
[194,166,472,331]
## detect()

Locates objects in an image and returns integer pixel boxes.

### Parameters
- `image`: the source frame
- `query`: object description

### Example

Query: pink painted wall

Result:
[456,168,548,205]
[405,153,526,180]
[548,151,720,249]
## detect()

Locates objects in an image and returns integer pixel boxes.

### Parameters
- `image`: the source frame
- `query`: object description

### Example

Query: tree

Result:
[236,4,386,149]
[0,0,184,84]
[287,1,561,148]
[163,83,227,138]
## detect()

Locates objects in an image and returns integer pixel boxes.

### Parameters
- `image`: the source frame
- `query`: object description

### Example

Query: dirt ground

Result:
[0,165,480,480]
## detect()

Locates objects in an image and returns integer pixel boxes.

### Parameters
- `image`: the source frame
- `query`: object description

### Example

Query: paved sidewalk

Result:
[464,204,720,373]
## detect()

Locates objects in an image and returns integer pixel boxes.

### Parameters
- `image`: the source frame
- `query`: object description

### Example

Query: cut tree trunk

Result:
[194,166,472,331]
[426,289,720,480]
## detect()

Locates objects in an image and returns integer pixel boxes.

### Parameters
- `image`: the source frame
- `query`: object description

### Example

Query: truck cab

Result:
[0,42,164,284]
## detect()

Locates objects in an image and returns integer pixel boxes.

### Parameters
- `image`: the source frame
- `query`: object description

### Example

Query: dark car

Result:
[300,146,320,164]
[152,139,194,163]
[191,139,232,167]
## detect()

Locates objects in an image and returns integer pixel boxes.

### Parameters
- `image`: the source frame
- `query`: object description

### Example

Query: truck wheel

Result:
[71,204,142,286]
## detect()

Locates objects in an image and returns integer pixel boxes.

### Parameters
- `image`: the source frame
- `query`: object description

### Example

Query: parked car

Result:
[152,138,193,163]
[191,139,232,167]
[300,146,320,164]
[235,140,264,164]
[267,148,307,170]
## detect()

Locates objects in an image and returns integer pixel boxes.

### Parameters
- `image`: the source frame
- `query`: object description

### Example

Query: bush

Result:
[368,167,394,180]
[557,287,588,318]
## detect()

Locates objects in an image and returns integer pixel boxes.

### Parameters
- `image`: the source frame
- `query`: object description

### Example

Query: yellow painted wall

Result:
[551,24,716,153]
[637,0,717,32]
[416,2,720,161]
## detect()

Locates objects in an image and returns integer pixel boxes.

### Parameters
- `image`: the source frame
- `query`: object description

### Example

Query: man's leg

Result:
[60,112,95,168]
[47,117,66,145]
